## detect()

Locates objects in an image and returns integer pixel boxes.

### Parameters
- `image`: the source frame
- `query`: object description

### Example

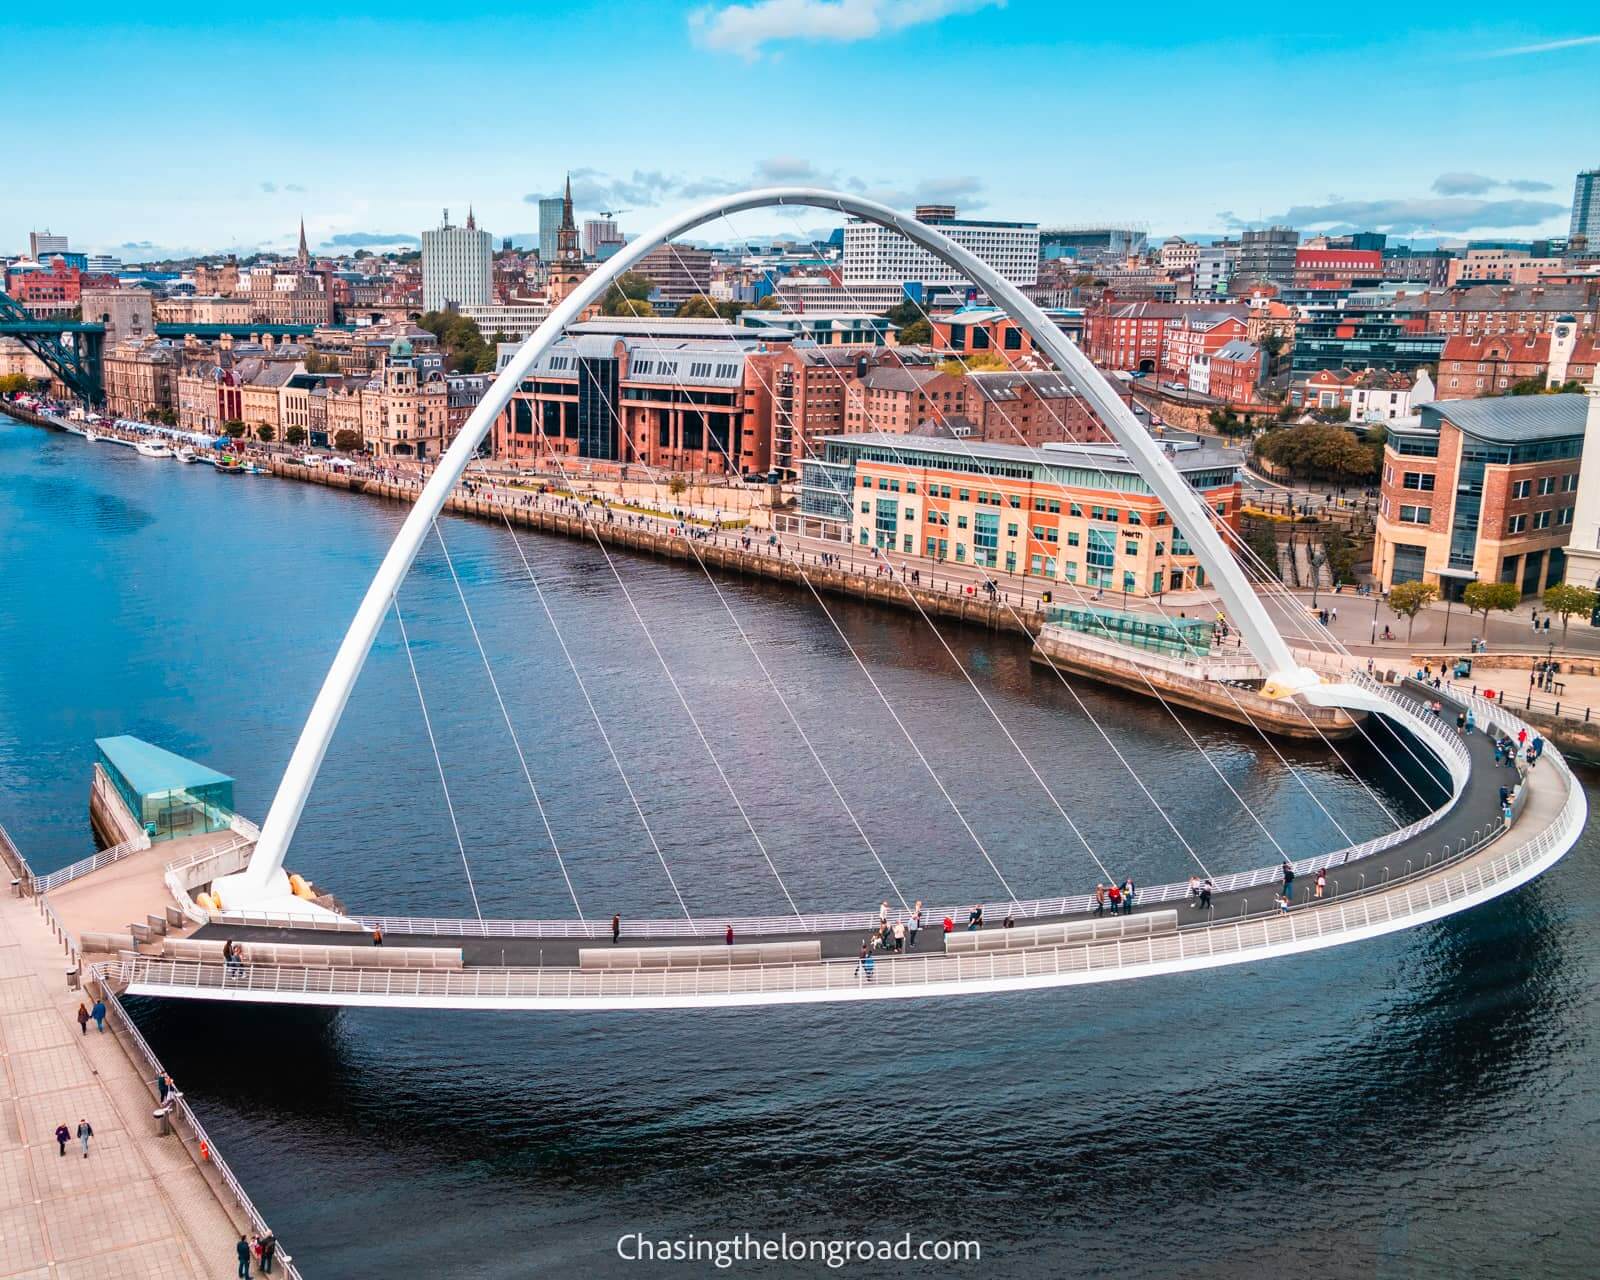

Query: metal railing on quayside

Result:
[85,970,302,1280]
[30,831,152,894]
[119,764,1583,1007]
[216,675,1474,943]
[0,817,36,890]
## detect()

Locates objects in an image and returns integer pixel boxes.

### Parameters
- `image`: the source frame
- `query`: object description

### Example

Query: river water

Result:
[2,414,1596,1277]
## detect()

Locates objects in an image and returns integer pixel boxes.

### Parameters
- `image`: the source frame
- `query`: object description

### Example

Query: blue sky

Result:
[5,0,1598,259]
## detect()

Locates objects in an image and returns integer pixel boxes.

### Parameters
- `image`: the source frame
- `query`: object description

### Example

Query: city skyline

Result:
[5,1,1599,258]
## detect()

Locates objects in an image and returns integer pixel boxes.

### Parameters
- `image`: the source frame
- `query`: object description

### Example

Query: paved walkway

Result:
[0,888,243,1279]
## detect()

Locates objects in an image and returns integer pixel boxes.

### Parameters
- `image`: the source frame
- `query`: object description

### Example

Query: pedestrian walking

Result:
[1281,860,1296,900]
[611,913,621,944]
[1121,878,1136,915]
[76,1003,89,1035]
[892,919,907,951]
[1315,869,1326,899]
[259,1233,277,1274]
[725,924,734,946]
[878,900,889,930]
[91,999,106,1033]
[1093,883,1106,916]
[237,1235,252,1280]
[76,1118,92,1158]
[908,901,922,949]
[1534,734,1545,758]
[55,1122,69,1156]
[862,949,875,983]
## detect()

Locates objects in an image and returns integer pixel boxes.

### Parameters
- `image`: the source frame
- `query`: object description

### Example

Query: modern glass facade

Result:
[576,357,617,460]
[95,735,234,843]
[1047,605,1213,657]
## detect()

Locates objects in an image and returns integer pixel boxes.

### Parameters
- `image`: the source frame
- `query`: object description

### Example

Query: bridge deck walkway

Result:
[200,688,1514,974]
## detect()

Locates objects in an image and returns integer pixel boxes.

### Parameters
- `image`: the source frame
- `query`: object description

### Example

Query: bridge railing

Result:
[121,759,1583,1006]
[207,673,1472,944]
[86,970,302,1279]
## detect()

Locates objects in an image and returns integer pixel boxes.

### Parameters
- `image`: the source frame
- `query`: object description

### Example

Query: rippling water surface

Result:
[2,416,1595,1277]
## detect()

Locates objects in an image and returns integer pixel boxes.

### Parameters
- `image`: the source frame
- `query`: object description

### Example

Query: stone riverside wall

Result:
[271,459,1030,636]
[1031,629,1362,741]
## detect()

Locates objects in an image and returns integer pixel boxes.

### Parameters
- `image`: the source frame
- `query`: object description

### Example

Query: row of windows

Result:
[1510,474,1579,498]
[1508,509,1574,533]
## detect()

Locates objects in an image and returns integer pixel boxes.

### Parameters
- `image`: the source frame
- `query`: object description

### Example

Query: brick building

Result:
[799,433,1240,595]
[1438,324,1600,397]
[1372,395,1584,596]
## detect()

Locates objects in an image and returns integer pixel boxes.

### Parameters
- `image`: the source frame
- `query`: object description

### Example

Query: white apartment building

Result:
[421,210,493,311]
[459,301,552,339]
[843,213,1039,290]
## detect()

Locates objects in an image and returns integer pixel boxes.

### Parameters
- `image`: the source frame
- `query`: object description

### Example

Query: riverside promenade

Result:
[0,830,294,1278]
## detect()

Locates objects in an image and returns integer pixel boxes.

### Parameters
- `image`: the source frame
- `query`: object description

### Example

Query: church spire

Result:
[466,205,476,231]
[556,172,580,259]
[296,217,309,266]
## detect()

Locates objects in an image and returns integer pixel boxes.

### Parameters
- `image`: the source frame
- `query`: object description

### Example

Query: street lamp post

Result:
[1370,592,1381,645]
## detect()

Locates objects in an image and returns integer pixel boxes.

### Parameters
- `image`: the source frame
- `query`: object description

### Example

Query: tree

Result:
[333,428,362,452]
[1541,582,1597,642]
[1253,423,1375,481]
[937,353,1009,375]
[417,310,495,373]
[157,409,178,426]
[256,424,275,443]
[898,318,932,345]
[675,294,720,320]
[223,420,247,438]
[285,425,307,446]
[754,295,781,310]
[667,474,688,498]
[1387,580,1438,645]
[601,273,656,317]
[1462,580,1521,637]
[0,372,30,395]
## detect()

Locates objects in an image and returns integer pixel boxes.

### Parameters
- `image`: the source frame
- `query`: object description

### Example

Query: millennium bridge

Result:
[13,188,1586,1011]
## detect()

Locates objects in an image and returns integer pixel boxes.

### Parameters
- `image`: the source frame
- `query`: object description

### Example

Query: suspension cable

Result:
[430,519,586,921]
[513,446,807,923]
[392,595,483,921]
[500,511,696,924]
[573,315,913,910]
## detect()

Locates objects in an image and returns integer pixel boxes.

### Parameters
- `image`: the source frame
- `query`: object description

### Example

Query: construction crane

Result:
[599,208,631,219]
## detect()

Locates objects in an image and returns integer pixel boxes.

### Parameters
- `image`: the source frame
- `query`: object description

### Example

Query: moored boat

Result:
[135,440,174,458]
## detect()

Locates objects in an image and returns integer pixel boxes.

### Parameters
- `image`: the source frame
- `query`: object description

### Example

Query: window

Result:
[1128,511,1142,525]
[1123,571,1136,594]
[1398,505,1431,525]
[1402,472,1435,491]
[1066,531,1080,547]
[1564,473,1579,492]
[1087,528,1116,570]
[1533,510,1553,530]
[958,489,970,502]
[1030,554,1043,574]
[1537,476,1556,496]
[957,515,968,529]
[1512,479,1531,498]
[1507,513,1527,533]
[1006,523,1019,537]
[1069,503,1082,517]
[1559,507,1574,525]
[1125,541,1139,556]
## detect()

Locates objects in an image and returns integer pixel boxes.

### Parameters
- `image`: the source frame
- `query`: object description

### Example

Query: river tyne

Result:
[2,414,1597,1277]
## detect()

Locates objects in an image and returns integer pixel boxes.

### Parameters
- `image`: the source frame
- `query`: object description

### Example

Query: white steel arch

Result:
[229,187,1314,902]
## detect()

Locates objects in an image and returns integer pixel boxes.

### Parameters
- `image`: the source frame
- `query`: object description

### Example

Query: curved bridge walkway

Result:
[108,684,1583,1009]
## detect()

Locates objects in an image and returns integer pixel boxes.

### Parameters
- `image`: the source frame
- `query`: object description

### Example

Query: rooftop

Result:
[95,735,232,796]
[824,431,1241,478]
[1418,393,1590,443]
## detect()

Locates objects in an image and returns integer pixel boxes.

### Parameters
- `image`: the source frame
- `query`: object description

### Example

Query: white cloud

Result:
[1484,33,1600,57]
[691,0,1003,58]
